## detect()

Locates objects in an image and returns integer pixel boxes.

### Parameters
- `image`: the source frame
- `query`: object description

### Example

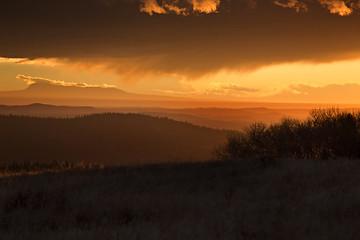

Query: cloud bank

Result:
[272,0,359,16]
[2,0,360,82]
[98,0,360,16]
[265,82,360,103]
[139,0,221,15]
[17,75,116,89]
[273,0,308,12]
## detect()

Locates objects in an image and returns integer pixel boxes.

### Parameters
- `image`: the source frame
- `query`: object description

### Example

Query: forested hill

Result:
[0,113,228,165]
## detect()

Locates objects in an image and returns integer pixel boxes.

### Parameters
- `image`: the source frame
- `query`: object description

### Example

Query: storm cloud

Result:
[2,0,360,81]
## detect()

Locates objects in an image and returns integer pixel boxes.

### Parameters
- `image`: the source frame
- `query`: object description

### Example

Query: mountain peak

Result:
[23,82,127,99]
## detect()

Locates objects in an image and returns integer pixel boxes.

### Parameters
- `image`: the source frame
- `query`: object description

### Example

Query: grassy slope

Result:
[1,158,360,239]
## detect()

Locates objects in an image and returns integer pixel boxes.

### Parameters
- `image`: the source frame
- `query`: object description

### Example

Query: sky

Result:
[1,0,360,104]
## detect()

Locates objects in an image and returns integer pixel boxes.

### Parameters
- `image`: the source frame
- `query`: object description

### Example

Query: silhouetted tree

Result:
[218,108,360,160]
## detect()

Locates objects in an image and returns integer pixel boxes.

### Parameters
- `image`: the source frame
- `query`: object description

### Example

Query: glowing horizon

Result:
[2,0,360,106]
[2,56,360,104]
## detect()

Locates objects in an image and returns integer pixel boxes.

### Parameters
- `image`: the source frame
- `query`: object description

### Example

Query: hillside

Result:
[1,109,360,239]
[1,158,360,239]
[0,114,228,165]
[0,103,312,130]
[0,103,100,118]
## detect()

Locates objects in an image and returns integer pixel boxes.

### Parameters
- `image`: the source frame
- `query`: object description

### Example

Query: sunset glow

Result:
[2,56,360,104]
[1,0,360,107]
[3,2,360,235]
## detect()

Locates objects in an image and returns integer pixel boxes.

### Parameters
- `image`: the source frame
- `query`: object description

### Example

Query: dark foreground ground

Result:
[1,158,360,240]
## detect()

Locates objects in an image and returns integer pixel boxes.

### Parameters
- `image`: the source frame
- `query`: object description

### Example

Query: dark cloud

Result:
[273,0,308,12]
[2,0,360,81]
[273,0,360,15]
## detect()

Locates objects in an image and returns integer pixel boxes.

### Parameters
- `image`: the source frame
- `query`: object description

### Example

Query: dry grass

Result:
[0,161,103,177]
[1,158,360,239]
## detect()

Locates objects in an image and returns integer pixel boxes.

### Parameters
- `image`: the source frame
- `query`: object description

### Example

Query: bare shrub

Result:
[217,108,360,160]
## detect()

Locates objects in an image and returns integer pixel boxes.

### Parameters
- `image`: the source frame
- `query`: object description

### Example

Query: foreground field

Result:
[1,158,360,239]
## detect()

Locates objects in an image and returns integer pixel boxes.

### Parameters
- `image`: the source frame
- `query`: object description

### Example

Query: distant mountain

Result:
[0,103,100,117]
[0,81,192,107]
[0,103,313,130]
[2,80,357,109]
[2,82,129,99]
[13,81,196,102]
[24,82,128,99]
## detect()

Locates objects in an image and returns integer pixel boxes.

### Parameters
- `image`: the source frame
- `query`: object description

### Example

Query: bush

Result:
[217,108,360,160]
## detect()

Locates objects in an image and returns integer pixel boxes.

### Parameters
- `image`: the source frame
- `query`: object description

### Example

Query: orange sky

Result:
[2,57,360,104]
[1,0,360,105]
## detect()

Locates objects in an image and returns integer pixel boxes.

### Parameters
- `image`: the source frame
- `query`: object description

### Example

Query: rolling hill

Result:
[0,103,312,130]
[0,113,228,165]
